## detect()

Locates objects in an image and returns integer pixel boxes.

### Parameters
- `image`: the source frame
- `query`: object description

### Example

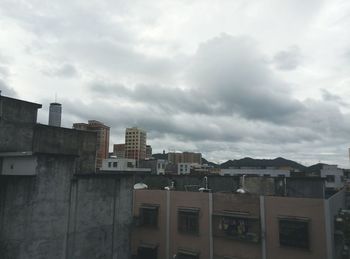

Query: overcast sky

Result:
[1,0,350,167]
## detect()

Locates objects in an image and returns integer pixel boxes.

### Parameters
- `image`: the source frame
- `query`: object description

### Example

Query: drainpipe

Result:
[209,192,213,259]
[166,189,171,259]
[260,196,267,259]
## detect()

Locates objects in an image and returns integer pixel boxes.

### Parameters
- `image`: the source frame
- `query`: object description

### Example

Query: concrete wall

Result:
[0,96,40,153]
[134,174,240,193]
[1,156,37,175]
[66,175,133,259]
[324,189,345,259]
[286,178,325,198]
[0,154,134,259]
[33,124,97,174]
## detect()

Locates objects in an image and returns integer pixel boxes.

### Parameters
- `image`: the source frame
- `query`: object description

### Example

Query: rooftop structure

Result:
[73,120,110,169]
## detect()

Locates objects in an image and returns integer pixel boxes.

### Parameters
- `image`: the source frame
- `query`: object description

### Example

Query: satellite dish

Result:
[134,183,148,190]
[236,188,248,194]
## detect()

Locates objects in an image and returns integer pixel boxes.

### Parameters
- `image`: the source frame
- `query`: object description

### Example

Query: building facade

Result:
[73,120,110,169]
[113,143,126,158]
[131,188,344,259]
[125,127,147,162]
[168,152,202,165]
[48,102,62,127]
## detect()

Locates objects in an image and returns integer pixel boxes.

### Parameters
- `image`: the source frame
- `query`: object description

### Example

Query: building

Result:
[146,145,152,159]
[113,143,125,158]
[48,102,62,127]
[101,157,151,173]
[220,168,291,177]
[139,159,169,175]
[125,127,147,163]
[132,186,345,259]
[320,165,344,190]
[73,120,110,169]
[0,95,133,259]
[177,162,193,175]
[168,152,202,165]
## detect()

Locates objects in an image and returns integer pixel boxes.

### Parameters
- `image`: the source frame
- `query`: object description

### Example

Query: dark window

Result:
[279,218,309,249]
[176,251,199,259]
[178,208,199,234]
[140,206,158,227]
[113,162,118,168]
[212,215,260,242]
[137,246,157,259]
[108,162,112,168]
[326,175,335,182]
[127,162,134,168]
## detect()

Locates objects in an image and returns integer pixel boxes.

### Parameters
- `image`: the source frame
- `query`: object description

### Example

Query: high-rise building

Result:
[73,120,110,169]
[168,151,202,165]
[48,102,62,127]
[113,143,125,158]
[146,145,152,158]
[125,127,146,162]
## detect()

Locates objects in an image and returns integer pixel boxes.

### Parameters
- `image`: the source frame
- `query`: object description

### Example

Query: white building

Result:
[101,158,151,173]
[220,168,290,177]
[177,163,195,175]
[156,159,168,175]
[320,165,344,190]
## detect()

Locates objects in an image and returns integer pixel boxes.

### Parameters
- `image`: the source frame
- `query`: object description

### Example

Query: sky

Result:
[1,0,350,167]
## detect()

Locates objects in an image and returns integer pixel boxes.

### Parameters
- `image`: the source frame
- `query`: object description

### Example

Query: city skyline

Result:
[1,0,350,167]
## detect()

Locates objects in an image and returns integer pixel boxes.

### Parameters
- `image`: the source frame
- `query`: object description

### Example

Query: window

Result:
[279,218,309,249]
[176,249,199,259]
[128,162,134,168]
[326,175,335,182]
[178,208,199,234]
[113,162,118,168]
[108,162,112,168]
[140,205,159,228]
[212,213,260,243]
[137,245,157,259]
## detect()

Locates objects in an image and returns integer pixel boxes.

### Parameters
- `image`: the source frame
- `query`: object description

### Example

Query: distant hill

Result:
[220,157,306,171]
[152,154,333,173]
[201,158,219,168]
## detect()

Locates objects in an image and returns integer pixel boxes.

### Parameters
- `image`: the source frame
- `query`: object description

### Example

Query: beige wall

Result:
[170,191,210,258]
[264,196,327,259]
[132,190,167,258]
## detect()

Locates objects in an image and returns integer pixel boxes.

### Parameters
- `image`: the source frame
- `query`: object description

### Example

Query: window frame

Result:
[139,204,159,228]
[278,217,310,249]
[178,208,200,235]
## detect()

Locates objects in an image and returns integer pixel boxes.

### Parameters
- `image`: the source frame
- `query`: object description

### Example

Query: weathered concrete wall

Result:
[134,174,240,192]
[0,96,40,152]
[66,175,133,259]
[0,155,133,259]
[287,178,325,198]
[0,155,75,259]
[33,125,97,174]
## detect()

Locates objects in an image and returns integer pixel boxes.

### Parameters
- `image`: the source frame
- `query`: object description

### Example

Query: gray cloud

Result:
[2,0,350,167]
[88,35,304,123]
[43,64,78,78]
[0,79,17,97]
[273,46,303,70]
